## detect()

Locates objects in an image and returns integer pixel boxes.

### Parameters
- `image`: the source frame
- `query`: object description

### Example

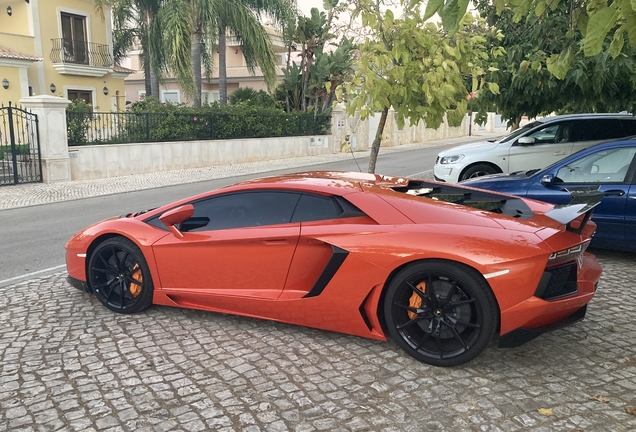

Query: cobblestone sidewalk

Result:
[1,249,635,431]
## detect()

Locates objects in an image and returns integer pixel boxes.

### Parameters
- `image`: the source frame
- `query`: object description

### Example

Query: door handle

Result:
[630,196,636,200]
[604,190,625,197]
[552,151,567,156]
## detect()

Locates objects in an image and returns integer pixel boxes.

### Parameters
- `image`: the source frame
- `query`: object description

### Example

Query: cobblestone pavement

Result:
[0,133,502,210]
[1,249,635,432]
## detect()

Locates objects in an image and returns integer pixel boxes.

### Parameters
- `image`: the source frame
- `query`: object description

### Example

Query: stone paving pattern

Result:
[2,132,635,430]
[1,249,635,431]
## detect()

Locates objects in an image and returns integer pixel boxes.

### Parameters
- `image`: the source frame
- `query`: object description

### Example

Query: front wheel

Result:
[87,237,154,314]
[384,261,498,367]
[460,164,498,181]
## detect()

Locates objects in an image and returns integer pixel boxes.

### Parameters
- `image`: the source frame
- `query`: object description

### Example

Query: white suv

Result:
[434,113,636,183]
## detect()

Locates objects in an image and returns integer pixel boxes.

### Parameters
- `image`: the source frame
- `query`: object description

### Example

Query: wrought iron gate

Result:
[0,103,42,185]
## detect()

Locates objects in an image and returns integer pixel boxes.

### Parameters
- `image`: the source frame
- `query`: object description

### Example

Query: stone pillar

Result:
[19,95,72,183]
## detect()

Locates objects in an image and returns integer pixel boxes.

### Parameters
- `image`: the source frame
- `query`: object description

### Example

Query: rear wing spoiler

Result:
[545,186,604,234]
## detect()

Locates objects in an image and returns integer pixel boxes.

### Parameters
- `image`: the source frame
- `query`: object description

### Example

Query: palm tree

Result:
[96,0,164,98]
[216,0,294,105]
[156,0,293,107]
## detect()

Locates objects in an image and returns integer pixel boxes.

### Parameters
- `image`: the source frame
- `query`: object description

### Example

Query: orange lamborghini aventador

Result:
[65,171,603,366]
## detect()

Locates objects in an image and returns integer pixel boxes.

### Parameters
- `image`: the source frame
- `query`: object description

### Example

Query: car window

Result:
[291,195,367,222]
[182,191,301,232]
[499,121,541,143]
[527,122,572,144]
[621,119,636,136]
[291,195,339,222]
[555,147,636,183]
[572,119,626,141]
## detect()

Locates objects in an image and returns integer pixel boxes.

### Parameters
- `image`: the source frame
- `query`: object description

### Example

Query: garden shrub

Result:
[66,96,331,145]
[66,99,93,144]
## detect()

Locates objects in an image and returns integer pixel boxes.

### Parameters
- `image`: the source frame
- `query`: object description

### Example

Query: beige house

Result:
[122,27,288,105]
[0,0,132,110]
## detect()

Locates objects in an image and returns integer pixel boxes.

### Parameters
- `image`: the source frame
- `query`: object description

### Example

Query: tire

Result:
[87,237,154,314]
[384,260,498,367]
[460,164,498,181]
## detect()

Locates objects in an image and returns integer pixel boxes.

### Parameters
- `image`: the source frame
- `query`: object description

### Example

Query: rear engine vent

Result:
[535,263,578,300]
[391,180,535,219]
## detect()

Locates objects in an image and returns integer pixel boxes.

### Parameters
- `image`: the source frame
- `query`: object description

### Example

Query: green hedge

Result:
[67,97,331,145]
[0,144,30,160]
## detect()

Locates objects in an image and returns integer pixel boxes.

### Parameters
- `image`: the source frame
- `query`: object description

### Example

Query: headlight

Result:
[438,155,464,164]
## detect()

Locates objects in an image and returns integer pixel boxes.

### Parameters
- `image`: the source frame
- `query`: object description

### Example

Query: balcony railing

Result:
[50,38,112,68]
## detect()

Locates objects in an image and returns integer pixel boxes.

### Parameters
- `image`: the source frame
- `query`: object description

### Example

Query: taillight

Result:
[548,241,590,268]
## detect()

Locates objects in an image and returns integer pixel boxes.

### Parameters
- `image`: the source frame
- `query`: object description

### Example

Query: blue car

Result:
[461,139,636,251]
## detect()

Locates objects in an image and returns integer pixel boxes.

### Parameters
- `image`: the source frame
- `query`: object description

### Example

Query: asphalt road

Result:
[0,144,451,286]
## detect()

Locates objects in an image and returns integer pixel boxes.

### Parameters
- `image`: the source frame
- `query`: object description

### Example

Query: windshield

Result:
[498,121,543,143]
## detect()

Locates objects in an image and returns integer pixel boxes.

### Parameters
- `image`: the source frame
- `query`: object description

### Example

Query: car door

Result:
[151,191,302,299]
[527,146,636,246]
[508,121,575,173]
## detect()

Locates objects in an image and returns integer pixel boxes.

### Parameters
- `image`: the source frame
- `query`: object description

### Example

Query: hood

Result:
[437,140,500,157]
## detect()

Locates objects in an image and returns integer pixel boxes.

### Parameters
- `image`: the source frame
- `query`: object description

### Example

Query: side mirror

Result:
[540,174,555,185]
[518,137,536,145]
[159,204,194,238]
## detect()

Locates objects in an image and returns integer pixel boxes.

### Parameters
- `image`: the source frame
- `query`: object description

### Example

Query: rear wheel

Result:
[460,164,498,181]
[384,261,498,367]
[87,237,154,314]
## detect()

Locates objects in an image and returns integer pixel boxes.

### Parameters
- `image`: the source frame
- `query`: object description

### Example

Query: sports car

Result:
[66,171,602,367]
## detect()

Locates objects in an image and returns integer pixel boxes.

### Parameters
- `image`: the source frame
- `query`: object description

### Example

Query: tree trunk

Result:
[144,8,159,99]
[368,107,389,174]
[150,65,159,99]
[511,115,521,131]
[143,53,152,97]
[285,44,292,113]
[191,30,202,107]
[219,28,228,106]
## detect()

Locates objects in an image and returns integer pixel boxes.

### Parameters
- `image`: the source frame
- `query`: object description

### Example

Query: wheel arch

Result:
[459,161,503,180]
[84,233,148,287]
[376,258,501,335]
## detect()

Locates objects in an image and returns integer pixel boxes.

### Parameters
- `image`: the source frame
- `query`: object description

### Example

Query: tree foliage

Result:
[473,0,636,126]
[229,87,279,108]
[429,0,636,65]
[95,0,163,97]
[277,2,355,115]
[346,0,503,173]
[153,0,292,107]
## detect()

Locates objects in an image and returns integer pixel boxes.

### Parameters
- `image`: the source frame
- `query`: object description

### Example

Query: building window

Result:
[68,90,93,107]
[203,91,219,104]
[61,12,87,64]
[162,90,180,104]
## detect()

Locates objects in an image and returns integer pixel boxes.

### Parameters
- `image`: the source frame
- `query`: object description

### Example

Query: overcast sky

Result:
[296,0,326,16]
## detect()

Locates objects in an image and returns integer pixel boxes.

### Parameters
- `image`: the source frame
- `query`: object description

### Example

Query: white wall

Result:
[68,135,334,180]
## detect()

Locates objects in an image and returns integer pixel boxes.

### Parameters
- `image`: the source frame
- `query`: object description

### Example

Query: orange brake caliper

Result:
[408,282,426,319]
[129,264,143,298]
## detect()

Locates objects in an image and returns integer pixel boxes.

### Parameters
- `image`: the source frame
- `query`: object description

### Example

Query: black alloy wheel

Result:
[88,237,154,314]
[384,261,498,367]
